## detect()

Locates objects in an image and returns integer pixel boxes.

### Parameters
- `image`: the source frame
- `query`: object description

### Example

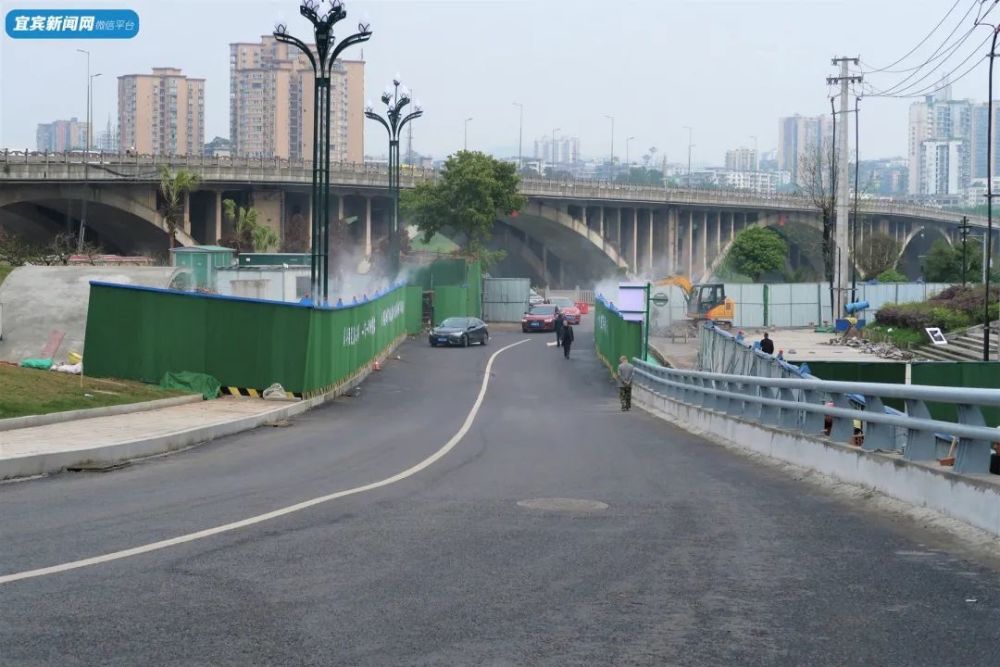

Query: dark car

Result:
[547,297,581,324]
[429,317,489,347]
[521,304,559,332]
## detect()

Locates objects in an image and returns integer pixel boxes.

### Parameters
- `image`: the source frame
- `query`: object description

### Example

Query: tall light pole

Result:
[75,49,94,251]
[512,102,523,170]
[464,117,473,150]
[365,78,423,278]
[274,0,371,306]
[684,126,694,188]
[604,114,615,178]
[625,136,635,179]
[551,127,560,172]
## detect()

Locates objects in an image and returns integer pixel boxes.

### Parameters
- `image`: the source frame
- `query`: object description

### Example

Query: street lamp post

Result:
[365,78,423,278]
[274,0,371,306]
[464,117,473,150]
[684,126,694,188]
[551,127,560,173]
[625,136,635,181]
[75,49,101,251]
[604,114,614,178]
[513,102,523,170]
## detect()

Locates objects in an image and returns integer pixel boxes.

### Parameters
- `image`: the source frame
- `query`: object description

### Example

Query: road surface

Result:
[3,324,1000,665]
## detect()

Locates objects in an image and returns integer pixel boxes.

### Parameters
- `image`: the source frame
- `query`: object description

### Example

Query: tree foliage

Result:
[222,199,279,253]
[921,239,984,282]
[876,268,907,283]
[401,151,526,263]
[795,140,835,283]
[856,233,900,278]
[728,227,788,282]
[158,167,200,248]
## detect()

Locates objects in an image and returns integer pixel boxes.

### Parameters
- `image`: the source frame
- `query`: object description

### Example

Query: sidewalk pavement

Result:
[0,396,315,480]
[648,335,699,369]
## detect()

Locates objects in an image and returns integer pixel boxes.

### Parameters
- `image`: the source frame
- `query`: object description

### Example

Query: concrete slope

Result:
[0,265,177,362]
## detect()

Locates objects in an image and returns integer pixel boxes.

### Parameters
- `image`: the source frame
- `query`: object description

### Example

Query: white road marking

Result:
[0,338,531,586]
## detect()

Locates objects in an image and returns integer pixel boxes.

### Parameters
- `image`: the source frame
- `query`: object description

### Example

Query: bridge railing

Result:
[632,359,1000,475]
[0,150,981,225]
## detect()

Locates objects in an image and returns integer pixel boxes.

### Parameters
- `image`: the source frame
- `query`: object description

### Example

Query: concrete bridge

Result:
[0,152,990,286]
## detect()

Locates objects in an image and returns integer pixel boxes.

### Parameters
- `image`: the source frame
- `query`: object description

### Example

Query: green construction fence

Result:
[594,296,643,373]
[84,282,407,396]
[911,362,1000,427]
[433,286,470,324]
[404,285,424,335]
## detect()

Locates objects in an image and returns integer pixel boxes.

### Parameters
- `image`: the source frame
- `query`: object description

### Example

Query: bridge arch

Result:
[0,184,195,254]
[898,225,950,279]
[703,213,825,282]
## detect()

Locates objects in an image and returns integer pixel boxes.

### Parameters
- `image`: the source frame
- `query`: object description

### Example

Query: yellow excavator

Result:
[654,275,736,329]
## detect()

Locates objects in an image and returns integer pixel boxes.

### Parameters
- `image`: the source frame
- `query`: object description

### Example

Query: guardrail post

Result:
[699,378,715,409]
[777,387,800,429]
[743,383,763,421]
[802,389,826,435]
[861,395,896,451]
[828,392,854,443]
[759,386,779,423]
[954,404,993,474]
[902,399,936,461]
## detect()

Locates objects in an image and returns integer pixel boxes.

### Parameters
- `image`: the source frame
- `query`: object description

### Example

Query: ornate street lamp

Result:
[365,77,423,277]
[274,0,371,305]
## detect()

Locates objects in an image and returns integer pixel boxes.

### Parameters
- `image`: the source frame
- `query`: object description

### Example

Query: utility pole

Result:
[960,216,970,286]
[827,56,862,318]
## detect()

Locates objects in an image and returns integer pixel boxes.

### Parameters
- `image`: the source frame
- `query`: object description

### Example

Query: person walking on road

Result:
[554,308,565,347]
[760,332,775,355]
[561,322,574,358]
[617,355,635,411]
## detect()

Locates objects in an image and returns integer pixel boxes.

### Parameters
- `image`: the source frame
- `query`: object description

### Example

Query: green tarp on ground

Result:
[160,371,219,400]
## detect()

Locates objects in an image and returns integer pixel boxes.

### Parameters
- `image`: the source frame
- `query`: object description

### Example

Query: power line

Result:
[869,2,984,96]
[860,0,964,73]
[867,34,989,98]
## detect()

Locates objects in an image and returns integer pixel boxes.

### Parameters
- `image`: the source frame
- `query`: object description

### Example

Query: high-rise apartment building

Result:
[97,115,118,152]
[725,147,758,172]
[907,86,973,196]
[970,101,1000,181]
[118,67,205,155]
[533,135,580,165]
[229,36,364,162]
[36,117,88,152]
[777,114,831,186]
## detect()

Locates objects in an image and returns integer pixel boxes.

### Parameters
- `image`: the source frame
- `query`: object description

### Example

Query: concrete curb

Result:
[0,394,203,432]
[0,337,404,481]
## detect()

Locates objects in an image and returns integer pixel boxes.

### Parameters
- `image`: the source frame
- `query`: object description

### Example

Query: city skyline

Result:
[1,1,992,165]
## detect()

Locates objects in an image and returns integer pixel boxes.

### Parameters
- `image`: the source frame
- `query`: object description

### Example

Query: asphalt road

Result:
[3,322,1000,666]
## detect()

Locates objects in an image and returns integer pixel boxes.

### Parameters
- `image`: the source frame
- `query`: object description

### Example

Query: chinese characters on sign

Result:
[5,10,139,39]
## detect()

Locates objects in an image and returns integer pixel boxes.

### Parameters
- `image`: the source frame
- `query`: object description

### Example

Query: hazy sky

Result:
[0,0,992,164]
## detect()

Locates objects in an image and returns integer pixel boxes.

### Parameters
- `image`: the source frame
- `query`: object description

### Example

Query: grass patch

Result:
[0,364,193,419]
[0,264,13,287]
[864,325,926,349]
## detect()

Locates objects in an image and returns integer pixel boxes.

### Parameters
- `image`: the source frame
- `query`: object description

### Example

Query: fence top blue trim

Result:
[89,280,406,310]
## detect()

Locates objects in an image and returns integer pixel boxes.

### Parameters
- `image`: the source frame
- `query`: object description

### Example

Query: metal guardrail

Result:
[0,151,985,227]
[632,360,1000,475]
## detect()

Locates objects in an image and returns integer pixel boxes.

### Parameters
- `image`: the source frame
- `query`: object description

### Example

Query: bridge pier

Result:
[666,208,678,277]
[630,208,639,274]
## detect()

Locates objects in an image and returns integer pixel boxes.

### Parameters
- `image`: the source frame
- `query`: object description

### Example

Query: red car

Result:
[522,304,558,332]
[548,297,582,325]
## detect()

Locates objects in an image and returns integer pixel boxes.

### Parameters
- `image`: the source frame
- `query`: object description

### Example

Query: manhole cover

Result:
[517,498,609,512]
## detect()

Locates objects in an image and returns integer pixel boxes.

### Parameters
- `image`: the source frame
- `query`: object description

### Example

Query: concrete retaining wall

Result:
[635,385,1000,538]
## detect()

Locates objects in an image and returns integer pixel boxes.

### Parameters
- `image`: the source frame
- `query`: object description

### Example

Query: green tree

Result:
[401,151,526,263]
[222,199,280,253]
[727,227,788,282]
[876,268,907,283]
[856,233,900,278]
[158,166,200,248]
[920,239,983,282]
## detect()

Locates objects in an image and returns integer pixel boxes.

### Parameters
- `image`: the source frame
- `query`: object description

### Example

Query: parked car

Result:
[521,304,559,332]
[547,297,581,324]
[429,317,489,347]
[528,289,545,307]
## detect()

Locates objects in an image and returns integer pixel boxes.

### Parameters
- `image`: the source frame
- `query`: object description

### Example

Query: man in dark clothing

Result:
[760,332,775,355]
[561,322,574,358]
[554,309,565,346]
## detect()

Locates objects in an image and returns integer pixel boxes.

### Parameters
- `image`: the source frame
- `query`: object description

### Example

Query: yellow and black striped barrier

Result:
[220,386,303,400]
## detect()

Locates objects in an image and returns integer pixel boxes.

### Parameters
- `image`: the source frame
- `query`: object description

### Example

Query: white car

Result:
[528,289,545,306]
